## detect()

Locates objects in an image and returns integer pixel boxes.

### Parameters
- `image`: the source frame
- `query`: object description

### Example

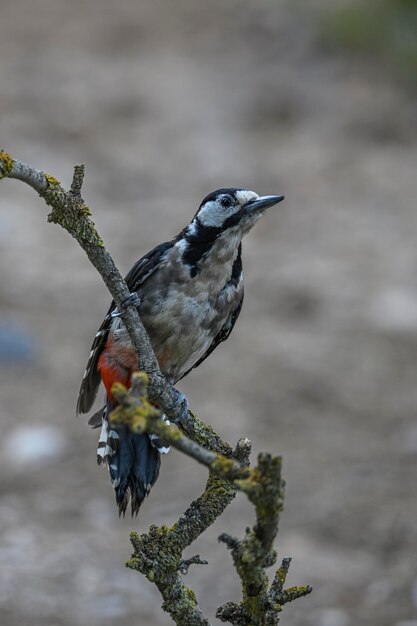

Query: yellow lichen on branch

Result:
[0,150,14,178]
[44,171,104,248]
[110,375,162,433]
[44,172,61,187]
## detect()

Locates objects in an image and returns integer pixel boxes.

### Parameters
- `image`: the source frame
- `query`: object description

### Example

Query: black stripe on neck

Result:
[181,218,221,277]
[230,243,242,287]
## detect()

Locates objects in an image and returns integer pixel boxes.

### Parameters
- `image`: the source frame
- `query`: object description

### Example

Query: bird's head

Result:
[179,188,284,275]
[193,188,284,238]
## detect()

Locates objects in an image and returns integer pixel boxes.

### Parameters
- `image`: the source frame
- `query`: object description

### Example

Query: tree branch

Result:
[0,151,311,625]
[0,151,235,455]
[110,373,248,480]
[110,375,312,624]
[217,455,312,624]
[0,153,191,425]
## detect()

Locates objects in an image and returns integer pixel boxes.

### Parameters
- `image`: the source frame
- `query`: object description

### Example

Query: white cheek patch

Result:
[198,190,260,228]
[198,200,236,227]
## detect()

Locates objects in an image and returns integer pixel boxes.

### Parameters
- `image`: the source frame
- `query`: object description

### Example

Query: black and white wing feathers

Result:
[76,313,112,415]
[122,241,174,294]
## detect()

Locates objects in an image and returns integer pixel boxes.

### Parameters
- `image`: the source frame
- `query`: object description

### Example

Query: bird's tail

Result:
[95,402,166,516]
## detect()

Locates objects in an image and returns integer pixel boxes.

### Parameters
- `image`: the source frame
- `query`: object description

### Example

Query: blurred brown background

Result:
[1,1,417,625]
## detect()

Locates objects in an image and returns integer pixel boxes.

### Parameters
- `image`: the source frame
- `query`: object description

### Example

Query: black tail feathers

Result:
[96,403,161,516]
[108,427,161,516]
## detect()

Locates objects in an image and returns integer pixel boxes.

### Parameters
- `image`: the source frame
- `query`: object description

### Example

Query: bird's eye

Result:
[220,195,233,209]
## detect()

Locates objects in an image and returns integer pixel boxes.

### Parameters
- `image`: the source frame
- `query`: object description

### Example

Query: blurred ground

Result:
[1,1,417,625]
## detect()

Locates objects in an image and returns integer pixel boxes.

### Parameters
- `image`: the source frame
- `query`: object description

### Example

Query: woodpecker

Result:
[77,188,284,515]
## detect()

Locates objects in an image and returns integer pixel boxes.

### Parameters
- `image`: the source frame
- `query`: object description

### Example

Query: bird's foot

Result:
[111,292,141,317]
[120,292,141,311]
[169,390,189,424]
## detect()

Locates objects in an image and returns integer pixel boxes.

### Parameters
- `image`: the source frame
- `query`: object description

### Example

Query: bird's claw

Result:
[120,292,141,311]
[169,391,189,424]
[111,293,141,318]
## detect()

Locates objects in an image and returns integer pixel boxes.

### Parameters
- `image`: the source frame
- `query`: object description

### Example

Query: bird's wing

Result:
[122,240,174,293]
[76,240,174,415]
[179,291,244,381]
[76,312,112,415]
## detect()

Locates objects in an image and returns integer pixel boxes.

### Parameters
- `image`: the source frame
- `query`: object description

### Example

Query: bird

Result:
[77,188,284,515]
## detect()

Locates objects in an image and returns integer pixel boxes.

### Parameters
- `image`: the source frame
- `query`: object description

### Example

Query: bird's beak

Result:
[244,195,285,212]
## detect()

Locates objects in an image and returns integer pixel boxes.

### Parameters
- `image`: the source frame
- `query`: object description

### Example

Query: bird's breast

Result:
[141,280,238,381]
[110,242,242,382]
